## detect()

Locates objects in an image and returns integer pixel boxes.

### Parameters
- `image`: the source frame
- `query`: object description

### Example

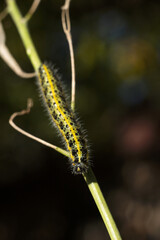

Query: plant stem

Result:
[83,168,122,240]
[7,0,41,71]
[6,1,123,239]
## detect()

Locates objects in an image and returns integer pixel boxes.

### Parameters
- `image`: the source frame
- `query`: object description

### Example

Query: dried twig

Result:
[61,0,71,10]
[0,22,5,44]
[61,0,76,111]
[22,0,41,22]
[0,22,36,78]
[9,99,69,157]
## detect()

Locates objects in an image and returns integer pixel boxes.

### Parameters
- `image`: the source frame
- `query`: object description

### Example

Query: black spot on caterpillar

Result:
[38,64,90,174]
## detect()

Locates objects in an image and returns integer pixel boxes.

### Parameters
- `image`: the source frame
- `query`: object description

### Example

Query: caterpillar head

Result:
[72,162,88,175]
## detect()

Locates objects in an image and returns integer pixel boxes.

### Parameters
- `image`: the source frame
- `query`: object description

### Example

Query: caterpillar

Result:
[38,64,90,174]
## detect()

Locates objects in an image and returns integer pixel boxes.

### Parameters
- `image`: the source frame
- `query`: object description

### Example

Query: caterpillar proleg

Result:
[38,64,90,174]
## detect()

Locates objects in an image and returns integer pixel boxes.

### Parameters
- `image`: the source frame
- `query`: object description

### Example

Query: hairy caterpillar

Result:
[38,64,90,174]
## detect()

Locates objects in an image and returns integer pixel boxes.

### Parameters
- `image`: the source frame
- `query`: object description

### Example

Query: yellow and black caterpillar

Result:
[38,64,90,174]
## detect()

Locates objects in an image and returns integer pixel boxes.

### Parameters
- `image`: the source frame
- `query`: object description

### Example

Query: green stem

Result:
[6,1,123,239]
[7,0,41,71]
[83,168,122,240]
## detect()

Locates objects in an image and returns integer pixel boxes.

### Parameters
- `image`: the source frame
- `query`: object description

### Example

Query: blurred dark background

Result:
[0,0,160,239]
